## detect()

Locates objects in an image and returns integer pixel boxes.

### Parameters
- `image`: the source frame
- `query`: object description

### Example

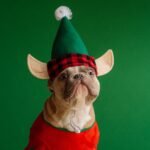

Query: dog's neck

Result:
[43,96,95,133]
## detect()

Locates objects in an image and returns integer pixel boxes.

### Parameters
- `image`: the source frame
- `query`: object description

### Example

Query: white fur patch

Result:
[63,106,91,133]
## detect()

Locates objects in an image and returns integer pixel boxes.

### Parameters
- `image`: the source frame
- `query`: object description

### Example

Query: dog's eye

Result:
[59,73,68,80]
[88,70,95,76]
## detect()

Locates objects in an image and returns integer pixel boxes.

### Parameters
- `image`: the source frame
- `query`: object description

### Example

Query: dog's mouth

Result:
[64,81,81,100]
[63,80,97,101]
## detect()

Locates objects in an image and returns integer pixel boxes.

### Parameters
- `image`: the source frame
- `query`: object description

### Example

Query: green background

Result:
[0,0,150,149]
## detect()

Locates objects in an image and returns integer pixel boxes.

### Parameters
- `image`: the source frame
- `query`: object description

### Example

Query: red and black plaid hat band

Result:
[47,54,97,81]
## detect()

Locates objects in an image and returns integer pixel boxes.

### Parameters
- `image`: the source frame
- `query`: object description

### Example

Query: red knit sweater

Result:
[25,113,100,150]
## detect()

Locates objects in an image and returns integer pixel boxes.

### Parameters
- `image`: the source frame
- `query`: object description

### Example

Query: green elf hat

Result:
[52,6,89,59]
[27,6,114,80]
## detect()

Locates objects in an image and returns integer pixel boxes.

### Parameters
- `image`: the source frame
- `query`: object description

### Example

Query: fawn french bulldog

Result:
[25,5,114,150]
[25,50,114,150]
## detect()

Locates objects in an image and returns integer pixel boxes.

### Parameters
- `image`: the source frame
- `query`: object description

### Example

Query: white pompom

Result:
[55,6,72,21]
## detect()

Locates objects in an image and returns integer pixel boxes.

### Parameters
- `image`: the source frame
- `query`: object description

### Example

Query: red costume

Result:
[25,113,100,150]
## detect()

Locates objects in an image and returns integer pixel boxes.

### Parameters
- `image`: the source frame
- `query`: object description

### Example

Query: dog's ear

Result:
[95,49,114,76]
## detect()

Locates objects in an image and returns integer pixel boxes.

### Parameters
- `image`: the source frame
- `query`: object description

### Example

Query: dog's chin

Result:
[75,84,89,97]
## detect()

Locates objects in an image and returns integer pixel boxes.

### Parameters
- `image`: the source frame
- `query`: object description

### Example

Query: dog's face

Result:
[48,66,100,107]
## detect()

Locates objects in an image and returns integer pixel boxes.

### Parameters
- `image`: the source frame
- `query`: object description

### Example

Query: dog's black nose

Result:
[74,74,84,80]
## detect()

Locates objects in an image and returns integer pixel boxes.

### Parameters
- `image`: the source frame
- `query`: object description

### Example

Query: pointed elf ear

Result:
[95,49,114,76]
[27,54,49,79]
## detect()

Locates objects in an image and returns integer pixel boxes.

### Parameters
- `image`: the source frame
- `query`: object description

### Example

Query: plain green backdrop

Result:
[0,0,150,149]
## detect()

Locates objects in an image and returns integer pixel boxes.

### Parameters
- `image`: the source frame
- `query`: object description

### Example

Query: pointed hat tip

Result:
[55,6,72,21]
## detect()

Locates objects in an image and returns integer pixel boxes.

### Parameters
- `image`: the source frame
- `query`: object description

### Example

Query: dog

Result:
[44,66,100,133]
[25,50,114,150]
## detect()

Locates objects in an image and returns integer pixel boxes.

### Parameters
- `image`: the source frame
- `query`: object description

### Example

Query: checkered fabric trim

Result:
[47,54,97,81]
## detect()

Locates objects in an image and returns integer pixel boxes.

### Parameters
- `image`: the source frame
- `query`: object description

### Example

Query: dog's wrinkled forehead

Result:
[59,66,95,75]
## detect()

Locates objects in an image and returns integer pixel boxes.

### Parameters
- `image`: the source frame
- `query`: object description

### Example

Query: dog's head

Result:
[48,66,100,106]
[27,50,114,107]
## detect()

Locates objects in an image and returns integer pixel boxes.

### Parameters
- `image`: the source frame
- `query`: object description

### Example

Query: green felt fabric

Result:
[52,17,89,59]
